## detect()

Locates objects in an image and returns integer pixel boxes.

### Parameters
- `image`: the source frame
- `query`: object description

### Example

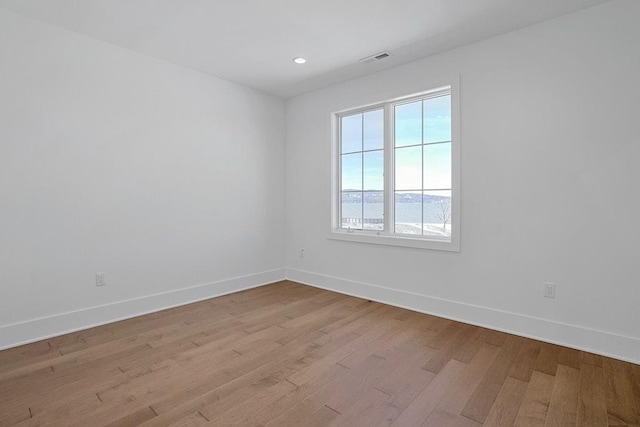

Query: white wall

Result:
[2,1,638,364]
[285,0,640,363]
[0,9,286,348]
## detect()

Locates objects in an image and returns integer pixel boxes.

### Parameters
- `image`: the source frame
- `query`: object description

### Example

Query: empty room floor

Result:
[1,281,638,426]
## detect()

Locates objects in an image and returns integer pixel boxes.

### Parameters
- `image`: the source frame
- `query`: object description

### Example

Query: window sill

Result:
[328,230,460,252]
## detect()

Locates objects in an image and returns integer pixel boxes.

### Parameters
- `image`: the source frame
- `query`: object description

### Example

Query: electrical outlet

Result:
[96,272,106,287]
[299,248,305,259]
[543,282,555,298]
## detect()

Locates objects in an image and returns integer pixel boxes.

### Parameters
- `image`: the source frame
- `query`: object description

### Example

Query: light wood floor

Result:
[1,281,638,426]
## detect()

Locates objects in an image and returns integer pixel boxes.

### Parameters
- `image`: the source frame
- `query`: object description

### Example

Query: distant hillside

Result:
[341,192,449,203]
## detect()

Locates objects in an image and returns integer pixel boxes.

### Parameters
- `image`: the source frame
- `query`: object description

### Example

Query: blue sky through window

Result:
[341,94,451,194]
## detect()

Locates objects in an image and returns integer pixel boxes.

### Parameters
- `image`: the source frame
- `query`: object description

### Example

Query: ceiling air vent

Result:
[359,51,390,64]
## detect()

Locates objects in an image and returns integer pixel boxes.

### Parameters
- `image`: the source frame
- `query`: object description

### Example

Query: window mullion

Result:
[384,102,394,235]
[421,100,425,236]
[359,114,363,230]
[336,117,342,230]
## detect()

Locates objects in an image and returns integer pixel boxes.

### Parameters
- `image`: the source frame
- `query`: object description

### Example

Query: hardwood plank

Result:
[633,364,640,422]
[0,341,59,376]
[431,344,502,419]
[204,378,298,425]
[263,394,324,426]
[14,391,104,427]
[286,313,405,387]
[449,328,489,363]
[252,364,349,426]
[544,364,579,426]
[581,351,604,368]
[576,362,608,426]
[557,347,581,370]
[317,301,387,335]
[30,367,127,418]
[302,404,341,427]
[533,343,562,377]
[100,406,157,427]
[375,344,436,401]
[390,359,467,426]
[423,409,483,427]
[146,338,315,415]
[514,371,555,426]
[461,336,521,423]
[325,340,435,425]
[322,354,391,414]
[101,357,294,420]
[422,323,477,373]
[423,319,459,350]
[483,376,528,426]
[482,330,509,347]
[166,411,209,427]
[509,339,541,382]
[604,357,640,425]
[337,322,416,369]
[0,404,30,427]
[0,340,53,366]
[328,388,391,426]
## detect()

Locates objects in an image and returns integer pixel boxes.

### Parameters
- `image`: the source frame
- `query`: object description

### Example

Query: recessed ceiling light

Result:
[293,57,307,64]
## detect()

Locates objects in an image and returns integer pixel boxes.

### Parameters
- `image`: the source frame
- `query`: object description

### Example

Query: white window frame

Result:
[330,79,460,252]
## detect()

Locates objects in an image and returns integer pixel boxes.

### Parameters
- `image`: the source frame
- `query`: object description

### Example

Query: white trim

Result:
[328,230,458,251]
[0,269,286,351]
[285,268,640,365]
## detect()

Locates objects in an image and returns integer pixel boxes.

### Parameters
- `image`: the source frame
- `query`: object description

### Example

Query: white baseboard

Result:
[286,268,640,365]
[4,267,637,365]
[0,269,286,351]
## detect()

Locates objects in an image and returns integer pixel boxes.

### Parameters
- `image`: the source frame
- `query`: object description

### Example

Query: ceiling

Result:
[0,0,610,98]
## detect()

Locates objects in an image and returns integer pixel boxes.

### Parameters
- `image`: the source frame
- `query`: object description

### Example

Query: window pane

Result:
[341,113,362,153]
[423,190,452,241]
[364,109,384,151]
[423,142,451,190]
[341,152,362,191]
[394,191,422,235]
[424,95,451,143]
[341,191,362,230]
[335,87,457,246]
[395,146,422,190]
[395,101,422,147]
[363,191,383,231]
[363,150,383,191]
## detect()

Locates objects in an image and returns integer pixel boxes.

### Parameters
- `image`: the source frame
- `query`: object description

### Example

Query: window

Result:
[331,82,460,251]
